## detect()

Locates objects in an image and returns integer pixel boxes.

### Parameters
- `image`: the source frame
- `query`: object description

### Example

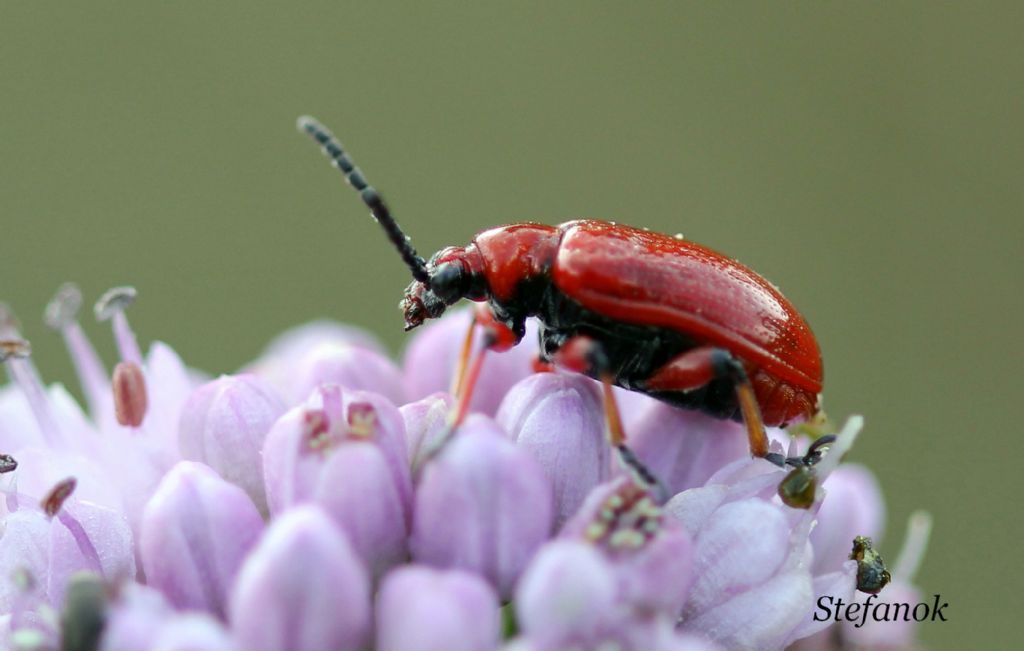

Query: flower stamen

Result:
[347,402,377,438]
[892,510,933,582]
[0,305,63,446]
[42,477,77,518]
[112,361,148,427]
[584,482,665,553]
[302,409,340,454]
[45,283,109,418]
[94,286,143,365]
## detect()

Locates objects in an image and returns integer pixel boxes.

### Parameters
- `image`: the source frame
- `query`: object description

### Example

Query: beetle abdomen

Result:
[551,220,823,397]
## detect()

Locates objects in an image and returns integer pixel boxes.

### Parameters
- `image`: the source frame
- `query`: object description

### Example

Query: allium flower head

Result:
[0,295,929,651]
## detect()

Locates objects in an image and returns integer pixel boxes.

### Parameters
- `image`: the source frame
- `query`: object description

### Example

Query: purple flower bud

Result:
[262,387,412,578]
[841,580,921,648]
[0,511,52,612]
[810,463,885,574]
[514,539,715,651]
[0,491,135,615]
[496,373,610,528]
[137,341,198,461]
[671,494,815,650]
[561,478,694,616]
[515,540,618,640]
[403,309,540,417]
[399,392,454,470]
[628,403,749,496]
[786,562,858,645]
[410,415,553,599]
[179,374,286,513]
[230,506,371,651]
[289,343,408,407]
[312,441,408,580]
[507,621,721,651]
[140,461,264,618]
[100,583,174,651]
[245,320,387,392]
[375,566,499,651]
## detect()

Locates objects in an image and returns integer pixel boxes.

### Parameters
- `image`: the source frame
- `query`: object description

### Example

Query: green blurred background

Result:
[1,3,1020,648]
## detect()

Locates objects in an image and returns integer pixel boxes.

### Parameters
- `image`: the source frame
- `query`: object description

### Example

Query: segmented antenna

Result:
[297,116,429,283]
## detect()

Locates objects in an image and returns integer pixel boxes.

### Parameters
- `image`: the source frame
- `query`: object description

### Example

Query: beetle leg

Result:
[450,304,521,403]
[450,311,479,397]
[644,347,781,465]
[532,356,555,373]
[552,335,669,503]
[645,346,837,509]
[647,350,839,472]
[419,308,515,473]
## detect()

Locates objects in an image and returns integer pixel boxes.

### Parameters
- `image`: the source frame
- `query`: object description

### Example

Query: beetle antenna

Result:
[297,116,429,283]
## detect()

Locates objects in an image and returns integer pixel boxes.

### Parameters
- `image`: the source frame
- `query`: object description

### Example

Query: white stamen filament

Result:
[1,307,64,447]
[45,284,109,419]
[892,510,933,582]
[812,415,863,483]
[94,287,144,366]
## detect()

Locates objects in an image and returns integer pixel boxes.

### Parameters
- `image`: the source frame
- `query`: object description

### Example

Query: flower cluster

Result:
[0,287,929,651]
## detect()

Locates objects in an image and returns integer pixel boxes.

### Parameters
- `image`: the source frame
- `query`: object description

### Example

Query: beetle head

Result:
[401,246,486,330]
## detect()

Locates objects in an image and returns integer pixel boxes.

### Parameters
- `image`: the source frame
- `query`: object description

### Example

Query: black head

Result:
[400,246,486,330]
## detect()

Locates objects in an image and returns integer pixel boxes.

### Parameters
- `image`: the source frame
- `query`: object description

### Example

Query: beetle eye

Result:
[429,262,466,304]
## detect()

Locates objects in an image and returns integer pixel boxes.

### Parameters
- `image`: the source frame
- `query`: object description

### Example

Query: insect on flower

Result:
[297,116,833,507]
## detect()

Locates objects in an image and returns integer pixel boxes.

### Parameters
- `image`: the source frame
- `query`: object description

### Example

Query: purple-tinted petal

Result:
[289,344,407,407]
[410,415,553,599]
[682,498,792,617]
[617,525,694,615]
[841,580,923,648]
[178,375,286,514]
[0,511,50,611]
[684,570,813,651]
[496,373,610,528]
[261,405,321,517]
[100,583,174,651]
[399,392,454,470]
[628,404,749,495]
[0,497,134,615]
[7,449,123,515]
[403,309,540,416]
[515,540,617,639]
[141,341,200,463]
[0,385,48,451]
[515,539,712,651]
[248,320,386,379]
[244,321,388,413]
[150,613,237,651]
[140,462,264,618]
[48,500,135,606]
[230,506,371,651]
[312,441,408,580]
[810,464,885,574]
[787,561,857,644]
[376,566,499,651]
[507,619,722,651]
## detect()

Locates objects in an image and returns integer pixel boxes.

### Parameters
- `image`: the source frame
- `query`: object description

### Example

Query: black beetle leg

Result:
[551,335,670,503]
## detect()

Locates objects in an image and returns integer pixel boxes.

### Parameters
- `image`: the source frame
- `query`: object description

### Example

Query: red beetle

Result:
[298,116,831,507]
